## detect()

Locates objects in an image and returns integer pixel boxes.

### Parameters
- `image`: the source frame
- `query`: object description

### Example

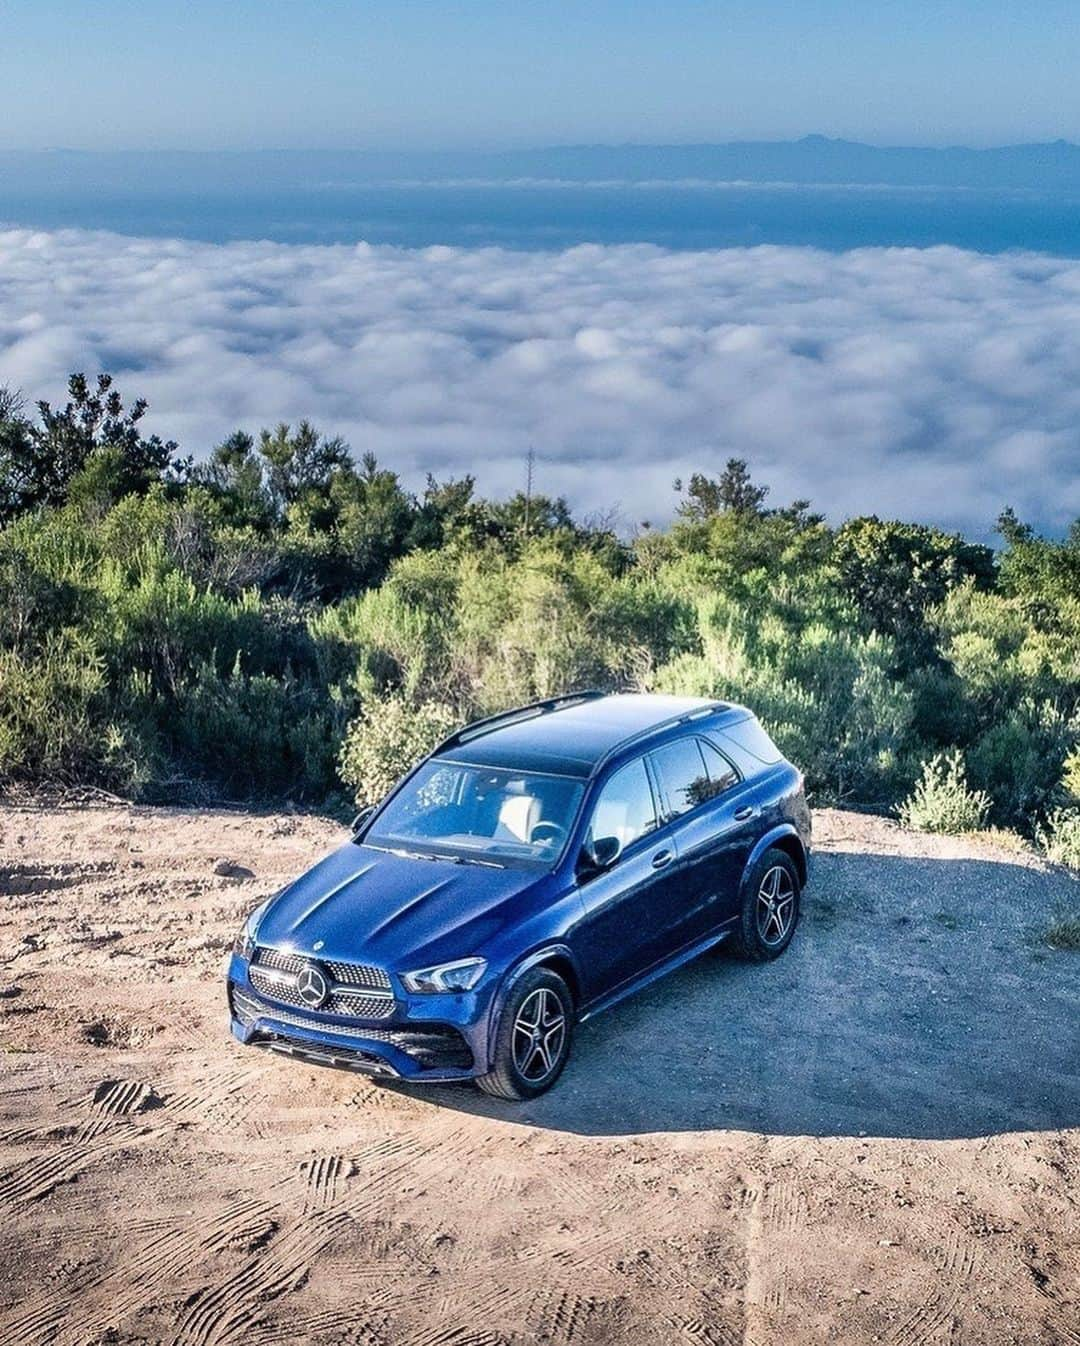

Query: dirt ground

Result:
[1,802,1078,1346]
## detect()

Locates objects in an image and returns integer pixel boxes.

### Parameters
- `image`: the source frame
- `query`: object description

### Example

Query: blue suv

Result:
[227,692,810,1099]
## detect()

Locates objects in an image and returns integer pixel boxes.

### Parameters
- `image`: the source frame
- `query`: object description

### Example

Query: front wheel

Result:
[477,967,574,1100]
[730,847,801,961]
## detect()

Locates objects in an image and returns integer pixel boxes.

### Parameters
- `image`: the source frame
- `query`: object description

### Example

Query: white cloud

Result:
[0,226,1078,536]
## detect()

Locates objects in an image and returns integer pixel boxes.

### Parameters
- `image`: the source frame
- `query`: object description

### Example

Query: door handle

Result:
[734,806,756,821]
[651,849,674,869]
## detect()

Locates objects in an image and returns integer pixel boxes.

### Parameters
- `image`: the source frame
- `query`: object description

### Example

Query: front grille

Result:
[230,985,472,1070]
[254,947,391,991]
[323,959,391,992]
[253,947,306,976]
[250,946,394,1019]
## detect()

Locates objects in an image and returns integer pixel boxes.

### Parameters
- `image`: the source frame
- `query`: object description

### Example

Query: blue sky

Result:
[4,0,1080,151]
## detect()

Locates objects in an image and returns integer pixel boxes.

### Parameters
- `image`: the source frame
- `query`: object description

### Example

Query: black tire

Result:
[476,967,574,1101]
[730,847,801,962]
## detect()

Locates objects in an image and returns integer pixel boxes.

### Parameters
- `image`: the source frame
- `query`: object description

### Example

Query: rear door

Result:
[648,734,759,943]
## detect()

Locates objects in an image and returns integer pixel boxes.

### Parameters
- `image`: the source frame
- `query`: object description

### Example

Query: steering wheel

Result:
[530,821,567,848]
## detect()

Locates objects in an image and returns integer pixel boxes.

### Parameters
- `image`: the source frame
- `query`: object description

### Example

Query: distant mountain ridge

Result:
[5,136,1080,194]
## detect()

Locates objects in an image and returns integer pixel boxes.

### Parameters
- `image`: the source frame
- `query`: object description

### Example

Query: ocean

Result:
[3,180,1080,254]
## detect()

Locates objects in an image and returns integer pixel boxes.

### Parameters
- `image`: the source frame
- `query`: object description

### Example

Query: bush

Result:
[1062,749,1080,803]
[1044,908,1080,951]
[1038,809,1080,872]
[338,694,459,806]
[0,633,111,786]
[653,592,915,804]
[170,658,343,802]
[899,750,991,834]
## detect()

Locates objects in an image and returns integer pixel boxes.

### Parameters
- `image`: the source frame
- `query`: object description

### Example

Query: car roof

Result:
[436,692,751,779]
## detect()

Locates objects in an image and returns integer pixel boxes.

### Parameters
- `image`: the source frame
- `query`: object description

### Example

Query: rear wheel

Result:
[730,847,801,961]
[477,967,573,1100]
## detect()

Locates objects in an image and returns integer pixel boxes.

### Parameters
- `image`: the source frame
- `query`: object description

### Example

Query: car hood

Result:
[254,842,542,971]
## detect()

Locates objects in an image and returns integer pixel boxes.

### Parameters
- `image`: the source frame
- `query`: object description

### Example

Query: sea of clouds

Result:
[1,226,1078,535]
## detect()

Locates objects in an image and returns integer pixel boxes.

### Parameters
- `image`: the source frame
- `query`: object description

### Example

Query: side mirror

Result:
[351,805,376,837]
[579,834,622,877]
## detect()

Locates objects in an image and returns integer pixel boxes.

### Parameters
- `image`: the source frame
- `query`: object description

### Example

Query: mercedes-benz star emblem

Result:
[296,962,329,1009]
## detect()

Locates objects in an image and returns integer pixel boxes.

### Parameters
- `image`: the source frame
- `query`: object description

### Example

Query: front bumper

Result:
[226,953,490,1083]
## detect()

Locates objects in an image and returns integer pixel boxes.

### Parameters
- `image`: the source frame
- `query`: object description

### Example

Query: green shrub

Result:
[170,657,342,801]
[0,633,110,785]
[899,750,991,834]
[1044,909,1080,950]
[1038,809,1080,872]
[653,593,914,803]
[1062,749,1080,803]
[966,700,1076,826]
[339,694,459,806]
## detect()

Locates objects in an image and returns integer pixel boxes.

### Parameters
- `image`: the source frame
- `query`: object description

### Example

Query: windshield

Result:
[364,759,586,866]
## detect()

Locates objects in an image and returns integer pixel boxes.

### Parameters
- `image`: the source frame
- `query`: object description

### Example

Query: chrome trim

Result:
[261,1041,399,1077]
[232,986,399,1042]
[254,946,392,992]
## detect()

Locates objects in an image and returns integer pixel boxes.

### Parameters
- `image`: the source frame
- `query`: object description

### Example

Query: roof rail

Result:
[588,699,729,776]
[434,689,608,754]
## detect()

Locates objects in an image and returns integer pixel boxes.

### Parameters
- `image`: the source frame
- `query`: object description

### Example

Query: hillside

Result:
[1,802,1077,1344]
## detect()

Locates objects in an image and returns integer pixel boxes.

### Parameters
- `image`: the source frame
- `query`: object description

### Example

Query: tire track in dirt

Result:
[300,1153,350,1212]
[886,1223,979,1346]
[400,1293,515,1346]
[528,1288,598,1342]
[0,1076,156,1208]
[245,1306,392,1345]
[669,1316,745,1346]
[166,1062,271,1137]
[171,1211,353,1346]
[1,1196,282,1346]
[171,1126,477,1346]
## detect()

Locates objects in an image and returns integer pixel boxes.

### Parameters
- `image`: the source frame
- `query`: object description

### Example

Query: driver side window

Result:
[587,757,658,854]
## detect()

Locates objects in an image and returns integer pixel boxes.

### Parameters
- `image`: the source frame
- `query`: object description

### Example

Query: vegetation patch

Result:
[899,751,991,835]
[1044,913,1080,951]
[1038,810,1080,873]
[1,372,1078,841]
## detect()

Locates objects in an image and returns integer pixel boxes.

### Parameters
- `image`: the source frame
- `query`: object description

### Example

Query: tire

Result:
[476,967,574,1101]
[730,847,801,962]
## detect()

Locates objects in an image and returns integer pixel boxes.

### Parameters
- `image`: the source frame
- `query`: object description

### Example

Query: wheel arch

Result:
[745,824,808,888]
[486,945,581,1066]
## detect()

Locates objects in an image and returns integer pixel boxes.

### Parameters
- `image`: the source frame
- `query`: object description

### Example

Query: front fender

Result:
[486,943,582,1064]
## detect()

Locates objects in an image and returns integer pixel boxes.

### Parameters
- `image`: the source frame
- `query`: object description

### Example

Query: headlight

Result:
[233,895,273,960]
[401,957,487,994]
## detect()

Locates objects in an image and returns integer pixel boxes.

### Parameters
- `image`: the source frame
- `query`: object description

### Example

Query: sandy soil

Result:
[1,802,1078,1345]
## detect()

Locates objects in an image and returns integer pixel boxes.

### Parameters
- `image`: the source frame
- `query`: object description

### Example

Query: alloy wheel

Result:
[512,987,566,1082]
[756,864,796,946]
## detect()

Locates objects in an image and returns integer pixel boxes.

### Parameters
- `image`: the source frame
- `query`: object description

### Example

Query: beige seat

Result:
[495,793,540,844]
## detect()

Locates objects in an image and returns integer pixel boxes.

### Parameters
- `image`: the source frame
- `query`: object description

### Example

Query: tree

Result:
[0,373,179,521]
[188,431,274,529]
[833,516,995,648]
[329,452,420,590]
[0,389,35,523]
[675,458,770,520]
[257,421,352,513]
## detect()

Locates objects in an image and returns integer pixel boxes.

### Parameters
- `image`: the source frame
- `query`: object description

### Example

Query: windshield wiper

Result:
[440,853,506,869]
[366,843,505,869]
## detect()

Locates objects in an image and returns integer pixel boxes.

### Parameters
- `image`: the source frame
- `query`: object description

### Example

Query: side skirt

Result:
[577,919,737,1024]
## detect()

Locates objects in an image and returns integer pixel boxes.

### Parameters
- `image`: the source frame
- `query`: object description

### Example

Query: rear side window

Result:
[650,737,714,822]
[726,715,782,763]
[700,739,740,793]
[588,757,658,852]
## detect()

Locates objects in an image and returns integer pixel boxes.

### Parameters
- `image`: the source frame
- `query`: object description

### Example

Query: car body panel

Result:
[255,842,547,974]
